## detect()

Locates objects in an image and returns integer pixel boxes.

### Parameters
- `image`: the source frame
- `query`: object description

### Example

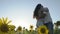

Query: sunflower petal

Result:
[7,20,12,24]
[4,17,8,23]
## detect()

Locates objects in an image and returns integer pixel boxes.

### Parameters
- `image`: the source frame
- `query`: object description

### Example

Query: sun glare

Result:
[11,18,31,30]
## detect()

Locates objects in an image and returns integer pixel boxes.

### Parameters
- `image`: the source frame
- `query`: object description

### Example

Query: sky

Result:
[0,0,60,30]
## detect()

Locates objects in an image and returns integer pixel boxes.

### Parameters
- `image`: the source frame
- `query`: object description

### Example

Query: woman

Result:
[33,4,45,27]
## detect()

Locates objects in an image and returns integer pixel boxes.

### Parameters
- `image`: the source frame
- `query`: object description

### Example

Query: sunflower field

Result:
[0,17,60,34]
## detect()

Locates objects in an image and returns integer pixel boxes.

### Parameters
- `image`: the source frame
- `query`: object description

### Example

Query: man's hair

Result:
[34,4,43,17]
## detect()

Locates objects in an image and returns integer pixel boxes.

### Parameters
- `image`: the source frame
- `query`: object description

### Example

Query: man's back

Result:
[43,7,52,23]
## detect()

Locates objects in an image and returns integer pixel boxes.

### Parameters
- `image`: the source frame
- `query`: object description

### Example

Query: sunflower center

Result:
[0,24,9,32]
[40,28,46,33]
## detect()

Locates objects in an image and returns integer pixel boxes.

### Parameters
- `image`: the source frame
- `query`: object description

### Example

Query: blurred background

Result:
[0,0,60,30]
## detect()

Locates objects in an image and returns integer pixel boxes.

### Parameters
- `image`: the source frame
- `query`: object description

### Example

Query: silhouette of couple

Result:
[33,4,53,34]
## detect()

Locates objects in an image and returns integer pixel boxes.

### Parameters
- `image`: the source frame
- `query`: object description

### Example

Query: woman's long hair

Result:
[34,4,43,20]
[34,4,43,17]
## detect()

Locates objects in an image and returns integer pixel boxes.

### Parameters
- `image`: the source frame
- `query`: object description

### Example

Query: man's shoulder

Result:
[43,7,49,12]
[44,7,48,9]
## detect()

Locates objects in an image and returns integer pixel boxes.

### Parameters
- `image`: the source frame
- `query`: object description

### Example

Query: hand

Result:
[33,16,35,19]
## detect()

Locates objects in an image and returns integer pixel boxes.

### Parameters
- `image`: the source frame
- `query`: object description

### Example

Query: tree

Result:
[54,21,60,34]
[54,21,60,26]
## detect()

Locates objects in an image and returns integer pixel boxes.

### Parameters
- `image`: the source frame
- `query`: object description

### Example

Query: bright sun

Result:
[11,18,31,30]
[8,17,36,30]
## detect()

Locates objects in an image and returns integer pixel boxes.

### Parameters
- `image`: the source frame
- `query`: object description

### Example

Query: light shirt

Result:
[36,7,52,27]
[36,18,44,27]
[43,7,52,23]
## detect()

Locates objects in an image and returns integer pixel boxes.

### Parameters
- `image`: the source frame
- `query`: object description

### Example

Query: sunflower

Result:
[16,26,22,32]
[0,17,12,33]
[8,25,16,31]
[30,25,33,30]
[0,18,2,26]
[37,25,49,34]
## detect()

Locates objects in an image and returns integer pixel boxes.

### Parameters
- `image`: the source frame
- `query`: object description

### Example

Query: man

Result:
[33,4,53,34]
[43,7,53,34]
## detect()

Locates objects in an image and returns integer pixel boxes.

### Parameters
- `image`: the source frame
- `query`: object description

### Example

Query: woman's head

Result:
[34,4,43,12]
[33,4,43,19]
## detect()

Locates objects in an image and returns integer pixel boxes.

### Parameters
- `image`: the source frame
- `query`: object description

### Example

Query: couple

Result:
[33,4,53,34]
